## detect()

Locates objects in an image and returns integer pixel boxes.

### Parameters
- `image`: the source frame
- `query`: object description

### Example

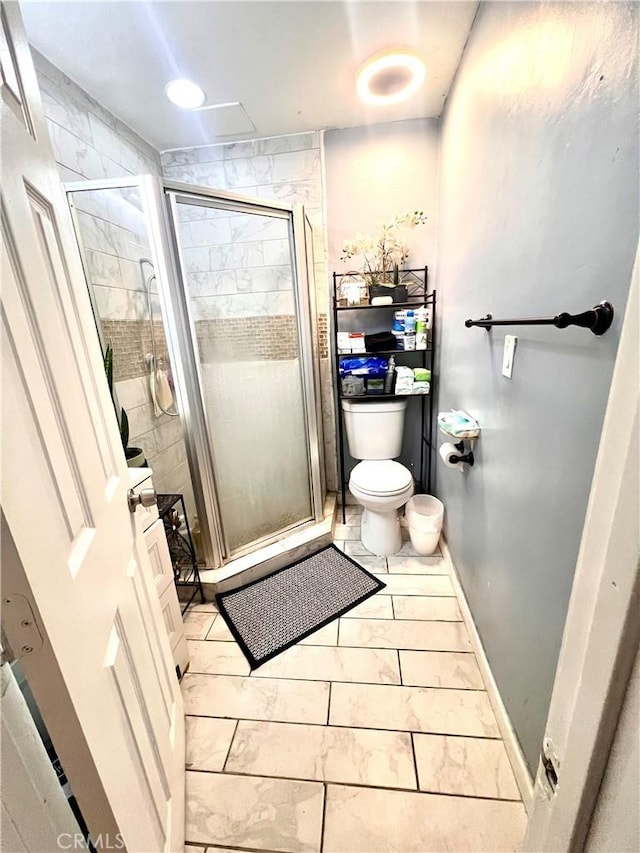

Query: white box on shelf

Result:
[337,332,351,353]
[349,332,366,352]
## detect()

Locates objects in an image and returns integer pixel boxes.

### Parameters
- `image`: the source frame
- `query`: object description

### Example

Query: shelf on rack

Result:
[335,297,434,311]
[340,393,430,401]
[338,347,432,356]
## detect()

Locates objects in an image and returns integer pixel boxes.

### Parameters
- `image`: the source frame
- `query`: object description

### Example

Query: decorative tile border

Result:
[194,316,299,362]
[101,311,328,379]
[318,313,328,359]
[101,319,168,381]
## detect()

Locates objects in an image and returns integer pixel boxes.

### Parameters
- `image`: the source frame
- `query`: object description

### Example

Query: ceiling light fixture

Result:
[356,51,425,105]
[165,78,206,109]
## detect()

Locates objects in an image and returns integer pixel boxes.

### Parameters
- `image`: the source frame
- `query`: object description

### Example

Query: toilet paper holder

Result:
[449,441,474,467]
[437,411,480,469]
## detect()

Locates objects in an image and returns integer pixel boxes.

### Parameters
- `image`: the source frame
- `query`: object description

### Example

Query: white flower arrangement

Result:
[341,210,427,287]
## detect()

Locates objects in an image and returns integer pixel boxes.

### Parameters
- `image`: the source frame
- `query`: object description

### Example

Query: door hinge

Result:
[1,594,43,665]
[541,737,560,795]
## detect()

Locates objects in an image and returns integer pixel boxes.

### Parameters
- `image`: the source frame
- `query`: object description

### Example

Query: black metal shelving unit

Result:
[157,493,205,614]
[331,267,436,523]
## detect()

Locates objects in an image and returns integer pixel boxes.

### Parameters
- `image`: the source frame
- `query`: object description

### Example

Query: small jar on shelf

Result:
[339,277,369,307]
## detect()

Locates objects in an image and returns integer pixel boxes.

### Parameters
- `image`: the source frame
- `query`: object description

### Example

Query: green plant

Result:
[120,407,130,453]
[103,344,129,452]
[341,210,427,287]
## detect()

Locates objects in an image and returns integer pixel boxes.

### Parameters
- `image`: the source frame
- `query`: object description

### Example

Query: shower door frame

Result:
[156,177,326,567]
[65,175,325,567]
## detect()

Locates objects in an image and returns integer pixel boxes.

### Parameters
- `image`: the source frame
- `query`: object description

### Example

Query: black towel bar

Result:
[465,301,614,336]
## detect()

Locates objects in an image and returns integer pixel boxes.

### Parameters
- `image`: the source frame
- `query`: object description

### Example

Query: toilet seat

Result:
[350,460,413,496]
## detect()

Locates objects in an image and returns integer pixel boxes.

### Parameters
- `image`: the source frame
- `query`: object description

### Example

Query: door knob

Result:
[128,487,157,513]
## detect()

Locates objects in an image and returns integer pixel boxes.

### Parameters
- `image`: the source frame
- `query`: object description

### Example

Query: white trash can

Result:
[405,495,444,555]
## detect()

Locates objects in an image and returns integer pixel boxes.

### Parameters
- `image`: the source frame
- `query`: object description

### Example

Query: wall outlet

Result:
[502,335,517,379]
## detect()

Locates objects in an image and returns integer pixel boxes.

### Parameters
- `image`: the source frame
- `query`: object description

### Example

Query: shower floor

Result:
[180,507,527,852]
[196,493,336,593]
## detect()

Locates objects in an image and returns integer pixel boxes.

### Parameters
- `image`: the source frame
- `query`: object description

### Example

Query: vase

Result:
[126,447,146,468]
[369,284,393,301]
[392,285,408,303]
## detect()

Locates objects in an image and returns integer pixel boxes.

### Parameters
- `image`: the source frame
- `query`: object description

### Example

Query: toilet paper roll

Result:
[439,442,461,469]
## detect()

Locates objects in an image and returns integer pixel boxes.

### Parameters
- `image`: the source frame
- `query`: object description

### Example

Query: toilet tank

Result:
[341,399,408,459]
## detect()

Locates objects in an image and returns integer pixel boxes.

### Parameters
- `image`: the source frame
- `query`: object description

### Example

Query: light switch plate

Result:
[502,335,517,379]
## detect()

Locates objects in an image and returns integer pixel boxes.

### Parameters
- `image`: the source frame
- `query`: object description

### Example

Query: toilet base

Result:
[361,507,402,557]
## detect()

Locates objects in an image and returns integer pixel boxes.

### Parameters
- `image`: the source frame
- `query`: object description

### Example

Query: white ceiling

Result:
[22,1,478,152]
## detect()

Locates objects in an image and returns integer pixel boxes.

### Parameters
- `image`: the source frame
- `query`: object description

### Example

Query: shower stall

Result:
[66,175,325,569]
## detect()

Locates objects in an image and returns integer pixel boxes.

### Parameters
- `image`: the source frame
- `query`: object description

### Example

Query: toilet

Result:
[342,399,414,556]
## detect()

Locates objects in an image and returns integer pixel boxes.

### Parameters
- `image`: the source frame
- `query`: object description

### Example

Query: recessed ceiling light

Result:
[357,51,426,105]
[165,78,206,109]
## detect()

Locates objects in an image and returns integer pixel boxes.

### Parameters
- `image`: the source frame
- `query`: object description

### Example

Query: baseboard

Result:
[440,535,534,813]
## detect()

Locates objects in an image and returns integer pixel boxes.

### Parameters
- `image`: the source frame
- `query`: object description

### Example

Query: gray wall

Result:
[436,1,639,773]
[324,119,440,485]
[325,118,439,278]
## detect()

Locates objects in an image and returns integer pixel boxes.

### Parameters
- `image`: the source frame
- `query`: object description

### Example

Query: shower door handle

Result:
[127,487,157,513]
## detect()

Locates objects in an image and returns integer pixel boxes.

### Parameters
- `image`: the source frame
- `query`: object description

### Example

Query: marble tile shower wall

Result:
[178,207,297,322]
[71,188,159,327]
[34,51,161,182]
[35,52,194,518]
[162,133,337,490]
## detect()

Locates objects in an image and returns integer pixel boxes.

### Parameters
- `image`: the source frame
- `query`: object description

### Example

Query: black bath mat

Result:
[215,544,386,669]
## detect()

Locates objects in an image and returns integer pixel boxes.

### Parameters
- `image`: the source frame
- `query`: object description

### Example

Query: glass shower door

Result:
[167,192,314,556]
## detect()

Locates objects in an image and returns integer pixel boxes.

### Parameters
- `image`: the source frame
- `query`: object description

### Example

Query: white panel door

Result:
[0,3,184,851]
[524,249,639,849]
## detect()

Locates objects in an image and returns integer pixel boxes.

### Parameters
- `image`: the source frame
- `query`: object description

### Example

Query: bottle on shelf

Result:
[404,310,416,350]
[415,307,428,350]
[392,311,405,350]
[424,304,433,345]
[384,355,396,394]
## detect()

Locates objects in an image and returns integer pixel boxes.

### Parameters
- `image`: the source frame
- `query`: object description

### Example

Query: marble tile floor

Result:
[182,509,527,852]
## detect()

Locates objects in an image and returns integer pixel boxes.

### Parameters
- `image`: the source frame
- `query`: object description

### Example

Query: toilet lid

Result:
[350,460,413,496]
